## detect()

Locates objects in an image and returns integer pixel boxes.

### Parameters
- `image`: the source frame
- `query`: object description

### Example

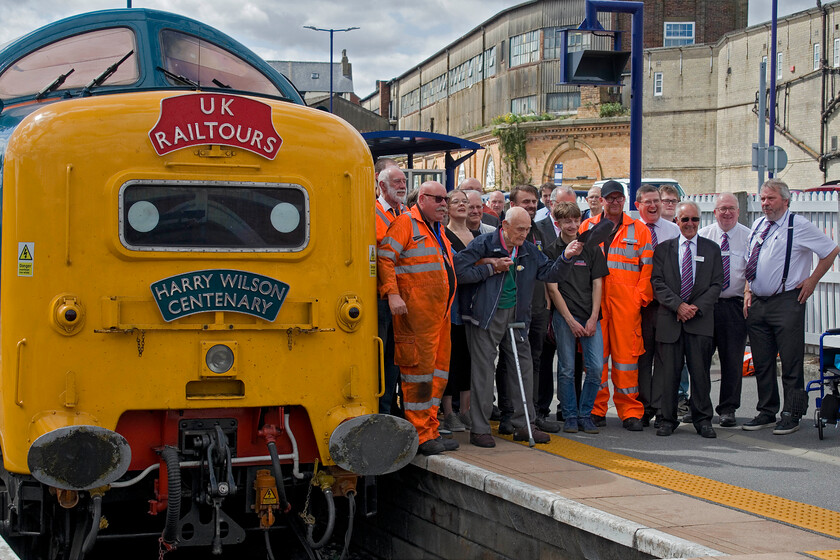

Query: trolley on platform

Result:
[806,328,840,439]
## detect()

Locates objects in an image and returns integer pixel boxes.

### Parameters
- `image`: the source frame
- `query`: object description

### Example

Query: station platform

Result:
[405,428,840,560]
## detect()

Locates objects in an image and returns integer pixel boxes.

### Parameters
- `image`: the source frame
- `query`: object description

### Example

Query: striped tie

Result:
[721,232,730,290]
[647,222,658,247]
[680,240,693,301]
[745,221,774,283]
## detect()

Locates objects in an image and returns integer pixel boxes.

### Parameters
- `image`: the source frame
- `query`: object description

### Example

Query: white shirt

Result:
[699,221,751,299]
[747,210,839,297]
[378,195,398,214]
[535,206,550,221]
[678,234,697,285]
[643,216,680,245]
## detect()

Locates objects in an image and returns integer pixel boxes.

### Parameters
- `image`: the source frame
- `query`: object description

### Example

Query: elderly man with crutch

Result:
[454,206,582,448]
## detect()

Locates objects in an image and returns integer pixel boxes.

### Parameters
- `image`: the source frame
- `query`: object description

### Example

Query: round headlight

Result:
[206,344,234,374]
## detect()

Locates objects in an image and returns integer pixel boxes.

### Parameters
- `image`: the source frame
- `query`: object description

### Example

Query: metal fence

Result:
[687,191,840,350]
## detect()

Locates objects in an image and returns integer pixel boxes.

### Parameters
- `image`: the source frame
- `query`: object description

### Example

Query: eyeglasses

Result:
[605,196,625,203]
[661,199,679,205]
[422,194,447,203]
[679,216,701,223]
[716,206,738,213]
[639,200,660,206]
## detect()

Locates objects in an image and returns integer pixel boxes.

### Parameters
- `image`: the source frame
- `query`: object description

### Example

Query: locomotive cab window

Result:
[160,29,282,96]
[120,181,309,252]
[0,27,138,100]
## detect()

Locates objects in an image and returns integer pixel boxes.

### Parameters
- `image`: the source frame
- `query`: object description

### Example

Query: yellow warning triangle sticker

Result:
[19,245,32,261]
[262,488,278,504]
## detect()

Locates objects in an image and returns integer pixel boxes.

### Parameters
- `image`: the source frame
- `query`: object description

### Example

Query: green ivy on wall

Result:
[491,113,555,188]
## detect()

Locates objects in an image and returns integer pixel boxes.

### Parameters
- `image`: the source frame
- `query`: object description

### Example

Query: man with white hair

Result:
[455,207,582,447]
[698,193,751,427]
[651,201,723,438]
[375,166,408,415]
[742,179,839,435]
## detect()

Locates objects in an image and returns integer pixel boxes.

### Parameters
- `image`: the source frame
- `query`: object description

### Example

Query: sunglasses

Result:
[679,216,701,223]
[423,194,447,203]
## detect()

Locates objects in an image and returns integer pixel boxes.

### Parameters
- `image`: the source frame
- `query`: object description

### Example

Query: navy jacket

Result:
[454,230,570,340]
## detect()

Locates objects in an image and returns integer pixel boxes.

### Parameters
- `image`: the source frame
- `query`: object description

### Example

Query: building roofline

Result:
[359,0,537,98]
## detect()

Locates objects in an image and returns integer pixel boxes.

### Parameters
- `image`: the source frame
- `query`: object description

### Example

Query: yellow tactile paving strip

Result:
[809,552,840,560]
[497,431,840,541]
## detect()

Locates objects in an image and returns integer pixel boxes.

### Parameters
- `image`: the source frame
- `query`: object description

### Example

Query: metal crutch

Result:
[508,322,535,447]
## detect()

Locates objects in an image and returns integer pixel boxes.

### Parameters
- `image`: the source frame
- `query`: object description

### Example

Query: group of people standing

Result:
[374,157,839,455]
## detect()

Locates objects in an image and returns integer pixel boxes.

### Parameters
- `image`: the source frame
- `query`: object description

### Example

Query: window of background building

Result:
[815,43,821,71]
[546,91,581,113]
[653,72,663,96]
[400,87,420,115]
[544,28,594,59]
[484,155,496,191]
[777,52,783,79]
[663,22,694,47]
[510,30,540,67]
[834,38,839,67]
[511,95,537,115]
[458,165,466,185]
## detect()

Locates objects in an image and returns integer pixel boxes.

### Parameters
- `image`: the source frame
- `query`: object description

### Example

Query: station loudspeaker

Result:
[565,50,631,85]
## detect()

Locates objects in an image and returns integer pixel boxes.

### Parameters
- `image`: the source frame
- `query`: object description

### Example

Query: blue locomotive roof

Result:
[0,8,304,108]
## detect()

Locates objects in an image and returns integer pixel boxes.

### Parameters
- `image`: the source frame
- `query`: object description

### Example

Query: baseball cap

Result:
[600,180,624,198]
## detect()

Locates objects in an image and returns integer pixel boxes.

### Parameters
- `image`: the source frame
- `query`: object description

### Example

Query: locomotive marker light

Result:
[151,270,289,322]
[205,343,235,375]
[148,93,283,159]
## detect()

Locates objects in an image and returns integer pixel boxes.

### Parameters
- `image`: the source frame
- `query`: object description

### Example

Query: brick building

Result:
[643,1,840,193]
[360,0,747,191]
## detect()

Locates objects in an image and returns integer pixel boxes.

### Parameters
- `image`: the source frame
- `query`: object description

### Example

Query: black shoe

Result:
[470,432,496,448]
[435,436,459,451]
[622,417,643,431]
[641,414,652,428]
[591,414,607,427]
[490,405,502,421]
[418,439,445,456]
[498,419,515,435]
[719,412,737,427]
[697,425,717,438]
[535,415,562,433]
[656,423,674,436]
[681,412,693,424]
[772,412,800,435]
[653,416,663,429]
[742,413,776,431]
[513,425,550,444]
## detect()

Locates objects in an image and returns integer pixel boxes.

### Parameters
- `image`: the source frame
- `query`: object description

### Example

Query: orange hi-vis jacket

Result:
[375,199,407,244]
[579,212,653,420]
[377,204,455,443]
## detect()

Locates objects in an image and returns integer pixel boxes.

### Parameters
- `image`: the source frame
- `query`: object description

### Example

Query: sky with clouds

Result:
[0,0,824,98]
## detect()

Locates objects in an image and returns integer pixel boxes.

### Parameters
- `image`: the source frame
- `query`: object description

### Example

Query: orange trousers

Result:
[592,300,644,420]
[393,313,451,445]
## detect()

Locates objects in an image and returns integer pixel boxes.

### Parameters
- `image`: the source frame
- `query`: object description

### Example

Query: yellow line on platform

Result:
[498,431,840,539]
[808,551,840,559]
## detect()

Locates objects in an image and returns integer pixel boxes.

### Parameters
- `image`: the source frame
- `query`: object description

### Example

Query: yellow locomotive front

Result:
[0,90,415,555]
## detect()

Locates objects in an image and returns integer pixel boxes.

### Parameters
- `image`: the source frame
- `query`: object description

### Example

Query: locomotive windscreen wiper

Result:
[212,78,231,88]
[36,68,75,100]
[83,50,134,94]
[157,66,198,88]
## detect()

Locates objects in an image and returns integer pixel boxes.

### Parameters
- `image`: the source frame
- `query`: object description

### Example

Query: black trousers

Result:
[638,302,659,417]
[746,289,806,418]
[656,332,715,429]
[714,297,748,415]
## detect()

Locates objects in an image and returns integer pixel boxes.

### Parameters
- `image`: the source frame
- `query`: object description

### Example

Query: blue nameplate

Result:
[151,270,289,322]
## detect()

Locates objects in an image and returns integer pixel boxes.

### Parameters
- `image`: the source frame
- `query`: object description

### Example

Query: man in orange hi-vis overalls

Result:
[579,181,653,431]
[378,181,457,456]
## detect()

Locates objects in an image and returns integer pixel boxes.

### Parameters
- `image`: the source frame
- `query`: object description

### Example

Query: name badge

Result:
[695,255,705,263]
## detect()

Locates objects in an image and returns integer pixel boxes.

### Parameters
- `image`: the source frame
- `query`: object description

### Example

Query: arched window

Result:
[484,154,496,191]
[457,165,466,185]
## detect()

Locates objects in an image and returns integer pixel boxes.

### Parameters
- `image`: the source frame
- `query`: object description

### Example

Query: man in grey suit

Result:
[651,201,723,438]
[535,185,577,242]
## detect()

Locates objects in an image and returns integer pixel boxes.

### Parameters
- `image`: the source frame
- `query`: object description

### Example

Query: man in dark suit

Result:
[651,201,723,438]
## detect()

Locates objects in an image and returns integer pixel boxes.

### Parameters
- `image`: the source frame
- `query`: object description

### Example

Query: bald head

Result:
[502,206,532,248]
[417,181,447,223]
[459,178,483,192]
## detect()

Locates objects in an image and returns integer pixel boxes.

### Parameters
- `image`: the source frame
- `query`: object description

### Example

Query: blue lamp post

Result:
[303,25,359,113]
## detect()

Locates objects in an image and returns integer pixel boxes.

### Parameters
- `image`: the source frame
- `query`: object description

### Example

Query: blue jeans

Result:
[552,311,603,420]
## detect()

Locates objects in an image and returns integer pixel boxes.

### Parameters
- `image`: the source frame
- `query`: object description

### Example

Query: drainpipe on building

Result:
[769,0,777,178]
[819,0,828,180]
